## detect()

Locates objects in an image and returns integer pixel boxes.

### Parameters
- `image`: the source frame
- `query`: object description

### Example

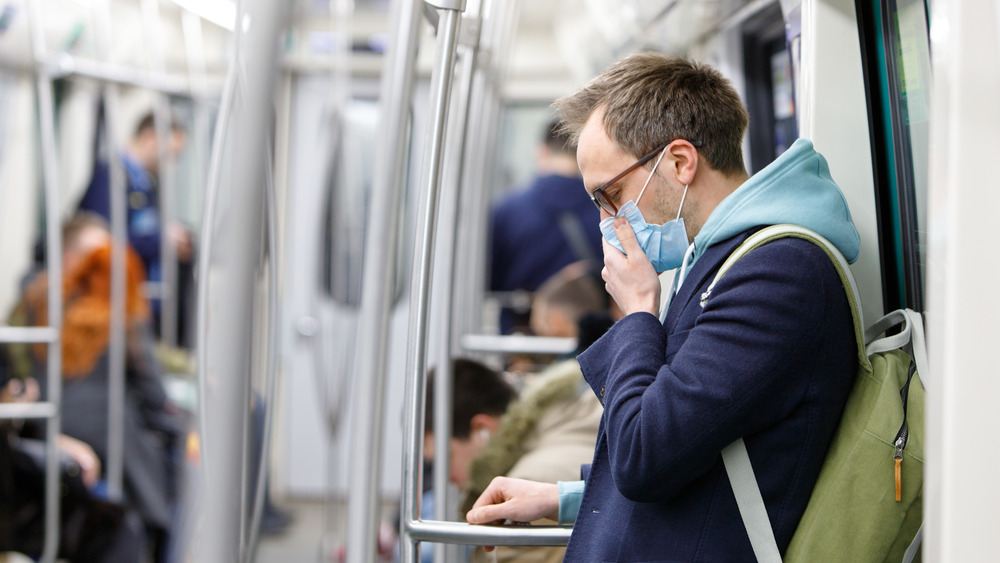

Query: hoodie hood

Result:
[693,138,860,265]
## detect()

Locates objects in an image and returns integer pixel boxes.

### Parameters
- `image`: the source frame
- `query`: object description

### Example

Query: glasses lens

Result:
[592,188,617,215]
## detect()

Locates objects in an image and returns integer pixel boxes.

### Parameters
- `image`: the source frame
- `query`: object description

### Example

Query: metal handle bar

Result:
[0,327,58,343]
[244,126,280,561]
[39,54,212,97]
[0,403,58,420]
[188,0,292,559]
[406,520,571,546]
[399,6,465,563]
[460,334,577,355]
[26,2,64,559]
[90,0,129,504]
[343,0,424,559]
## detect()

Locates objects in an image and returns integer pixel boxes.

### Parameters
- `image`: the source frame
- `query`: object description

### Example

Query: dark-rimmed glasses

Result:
[589,140,701,215]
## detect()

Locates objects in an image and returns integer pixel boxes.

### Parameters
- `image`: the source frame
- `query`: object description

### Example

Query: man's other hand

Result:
[466,477,559,551]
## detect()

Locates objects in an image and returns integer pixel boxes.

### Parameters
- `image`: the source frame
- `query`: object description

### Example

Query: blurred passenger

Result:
[78,111,194,344]
[425,357,602,563]
[489,118,602,334]
[0,355,146,562]
[529,260,613,355]
[18,213,183,561]
[506,260,612,373]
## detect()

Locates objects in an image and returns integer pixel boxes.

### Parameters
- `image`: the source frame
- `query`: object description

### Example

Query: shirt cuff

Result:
[557,480,585,525]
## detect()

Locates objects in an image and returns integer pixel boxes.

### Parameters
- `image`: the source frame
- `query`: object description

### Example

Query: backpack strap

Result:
[721,439,783,563]
[707,225,868,370]
[717,225,928,561]
[714,224,864,561]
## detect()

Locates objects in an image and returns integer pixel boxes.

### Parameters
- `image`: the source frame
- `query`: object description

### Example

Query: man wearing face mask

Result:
[466,53,860,561]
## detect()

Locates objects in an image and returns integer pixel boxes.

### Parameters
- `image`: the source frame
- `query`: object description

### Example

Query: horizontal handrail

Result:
[460,334,575,355]
[405,520,571,546]
[0,402,58,420]
[40,53,218,98]
[0,327,59,343]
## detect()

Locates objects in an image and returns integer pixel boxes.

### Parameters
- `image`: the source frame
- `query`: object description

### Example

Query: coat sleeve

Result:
[578,238,841,502]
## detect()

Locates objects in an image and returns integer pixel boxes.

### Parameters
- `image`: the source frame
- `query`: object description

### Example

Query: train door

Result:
[279,70,424,501]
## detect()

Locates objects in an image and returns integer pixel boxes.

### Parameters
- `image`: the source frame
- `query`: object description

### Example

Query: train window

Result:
[319,98,411,307]
[496,103,554,193]
[321,100,379,306]
[743,4,798,174]
[858,0,931,311]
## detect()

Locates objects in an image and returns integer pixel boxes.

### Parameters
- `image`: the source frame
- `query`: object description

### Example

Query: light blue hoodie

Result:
[692,138,860,267]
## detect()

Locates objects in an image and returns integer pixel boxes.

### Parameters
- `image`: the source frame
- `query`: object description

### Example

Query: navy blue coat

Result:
[489,174,602,333]
[571,227,856,561]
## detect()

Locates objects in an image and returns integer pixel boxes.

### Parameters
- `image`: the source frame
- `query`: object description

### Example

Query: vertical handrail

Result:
[400,4,465,563]
[194,32,240,478]
[92,0,128,502]
[25,2,63,560]
[454,0,500,349]
[401,0,569,552]
[431,6,482,563]
[182,9,212,250]
[343,0,422,559]
[244,131,279,560]
[141,0,180,346]
[322,0,354,555]
[187,0,291,559]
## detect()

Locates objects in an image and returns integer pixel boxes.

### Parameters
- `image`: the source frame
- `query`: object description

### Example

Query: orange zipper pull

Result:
[894,438,904,502]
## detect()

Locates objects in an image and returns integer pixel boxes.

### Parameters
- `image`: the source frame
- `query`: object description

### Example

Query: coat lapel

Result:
[663,231,755,333]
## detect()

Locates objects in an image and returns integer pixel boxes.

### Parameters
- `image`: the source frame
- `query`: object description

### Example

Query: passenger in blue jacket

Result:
[490,119,603,334]
[78,112,193,323]
[467,53,859,561]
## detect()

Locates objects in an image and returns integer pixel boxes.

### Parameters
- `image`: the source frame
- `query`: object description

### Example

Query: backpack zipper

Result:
[893,360,917,502]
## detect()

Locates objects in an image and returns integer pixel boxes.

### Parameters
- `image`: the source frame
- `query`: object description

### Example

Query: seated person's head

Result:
[529,261,606,339]
[425,358,517,489]
[62,212,112,272]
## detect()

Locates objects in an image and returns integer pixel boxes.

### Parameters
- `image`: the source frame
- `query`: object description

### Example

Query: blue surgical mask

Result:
[600,149,690,272]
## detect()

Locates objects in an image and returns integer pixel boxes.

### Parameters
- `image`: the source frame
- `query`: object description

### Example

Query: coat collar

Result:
[663,229,759,333]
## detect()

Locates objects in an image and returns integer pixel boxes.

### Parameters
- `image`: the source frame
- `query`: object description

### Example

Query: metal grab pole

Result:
[408,520,571,545]
[25,2,63,559]
[400,5,465,563]
[460,334,576,355]
[343,0,422,559]
[431,19,479,563]
[431,9,482,562]
[141,0,180,346]
[188,0,292,559]
[244,132,279,560]
[194,20,241,466]
[92,0,128,503]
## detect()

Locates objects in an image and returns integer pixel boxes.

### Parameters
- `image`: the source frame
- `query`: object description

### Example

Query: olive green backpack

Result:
[714,225,925,563]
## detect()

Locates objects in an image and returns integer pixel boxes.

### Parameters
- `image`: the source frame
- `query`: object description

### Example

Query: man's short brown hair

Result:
[554,52,749,176]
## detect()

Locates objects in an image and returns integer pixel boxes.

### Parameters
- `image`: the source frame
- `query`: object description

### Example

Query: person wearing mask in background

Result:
[489,119,602,335]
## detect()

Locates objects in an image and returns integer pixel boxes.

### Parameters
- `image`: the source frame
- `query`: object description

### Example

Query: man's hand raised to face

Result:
[601,217,661,317]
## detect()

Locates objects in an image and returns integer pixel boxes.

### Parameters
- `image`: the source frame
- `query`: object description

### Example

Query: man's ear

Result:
[469,413,501,437]
[665,140,700,186]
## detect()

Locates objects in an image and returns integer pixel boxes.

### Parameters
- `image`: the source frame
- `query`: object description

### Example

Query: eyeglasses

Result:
[589,140,701,215]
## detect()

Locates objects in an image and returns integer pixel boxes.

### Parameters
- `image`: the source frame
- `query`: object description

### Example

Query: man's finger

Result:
[602,236,623,259]
[466,503,504,525]
[613,217,643,258]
